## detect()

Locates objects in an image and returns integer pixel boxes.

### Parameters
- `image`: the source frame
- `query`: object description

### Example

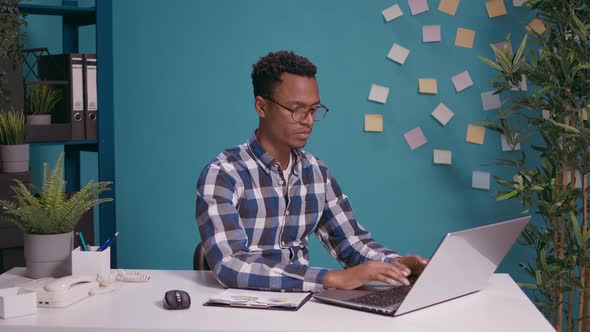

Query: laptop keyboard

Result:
[349,286,412,308]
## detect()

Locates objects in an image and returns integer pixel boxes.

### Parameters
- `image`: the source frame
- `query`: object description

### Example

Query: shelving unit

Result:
[0,0,116,271]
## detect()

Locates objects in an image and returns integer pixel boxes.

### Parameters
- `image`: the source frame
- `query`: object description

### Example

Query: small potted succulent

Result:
[0,110,28,173]
[25,83,62,125]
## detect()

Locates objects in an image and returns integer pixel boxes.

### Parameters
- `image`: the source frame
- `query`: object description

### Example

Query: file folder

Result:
[38,54,86,141]
[83,54,97,140]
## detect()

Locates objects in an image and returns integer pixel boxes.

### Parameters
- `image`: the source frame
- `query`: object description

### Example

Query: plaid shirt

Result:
[196,132,400,292]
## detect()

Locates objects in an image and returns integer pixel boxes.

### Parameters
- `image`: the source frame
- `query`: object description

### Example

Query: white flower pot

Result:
[0,144,30,173]
[26,114,51,125]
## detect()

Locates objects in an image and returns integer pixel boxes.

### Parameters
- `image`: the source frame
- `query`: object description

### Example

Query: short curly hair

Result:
[251,50,317,98]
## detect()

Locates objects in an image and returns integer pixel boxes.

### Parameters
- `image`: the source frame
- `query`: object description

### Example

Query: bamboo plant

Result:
[25,84,62,115]
[0,153,113,234]
[0,109,25,144]
[477,1,590,331]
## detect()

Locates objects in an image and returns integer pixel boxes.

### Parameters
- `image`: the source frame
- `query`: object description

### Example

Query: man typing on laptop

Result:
[196,51,427,293]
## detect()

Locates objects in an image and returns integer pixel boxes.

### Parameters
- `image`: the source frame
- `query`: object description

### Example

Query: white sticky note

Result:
[513,0,527,6]
[382,4,403,22]
[472,171,491,190]
[368,84,390,104]
[481,91,501,111]
[432,103,454,126]
[387,43,410,64]
[511,74,528,91]
[501,134,521,151]
[567,170,583,189]
[423,25,441,43]
[542,109,550,119]
[433,149,452,165]
[404,127,428,150]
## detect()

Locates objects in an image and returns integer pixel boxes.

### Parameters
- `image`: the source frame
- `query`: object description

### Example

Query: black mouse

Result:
[163,290,191,310]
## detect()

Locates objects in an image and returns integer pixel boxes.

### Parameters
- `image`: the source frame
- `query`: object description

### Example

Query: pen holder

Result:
[0,288,37,319]
[71,246,111,277]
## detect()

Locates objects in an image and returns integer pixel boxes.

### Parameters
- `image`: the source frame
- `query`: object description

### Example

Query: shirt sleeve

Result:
[314,160,401,268]
[196,163,329,292]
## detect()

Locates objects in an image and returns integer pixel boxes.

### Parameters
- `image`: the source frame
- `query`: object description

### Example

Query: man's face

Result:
[261,73,320,150]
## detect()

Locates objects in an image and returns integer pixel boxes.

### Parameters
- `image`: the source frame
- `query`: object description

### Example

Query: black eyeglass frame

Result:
[263,96,329,123]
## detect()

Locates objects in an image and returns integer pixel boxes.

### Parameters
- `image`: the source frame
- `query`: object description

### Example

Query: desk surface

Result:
[0,268,554,332]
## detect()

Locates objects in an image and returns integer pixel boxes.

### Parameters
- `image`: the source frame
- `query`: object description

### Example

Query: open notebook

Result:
[204,288,312,311]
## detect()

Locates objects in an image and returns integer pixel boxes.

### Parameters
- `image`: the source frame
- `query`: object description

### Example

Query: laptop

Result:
[313,216,531,316]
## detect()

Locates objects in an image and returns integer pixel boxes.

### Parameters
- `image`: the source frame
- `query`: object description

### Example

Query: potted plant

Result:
[25,83,62,125]
[0,109,28,173]
[0,153,113,278]
[0,0,28,111]
[478,0,590,331]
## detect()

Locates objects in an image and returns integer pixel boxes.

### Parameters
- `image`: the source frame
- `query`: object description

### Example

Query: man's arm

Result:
[196,164,328,292]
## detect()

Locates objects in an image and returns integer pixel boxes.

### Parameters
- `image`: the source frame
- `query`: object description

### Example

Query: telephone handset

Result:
[20,275,99,308]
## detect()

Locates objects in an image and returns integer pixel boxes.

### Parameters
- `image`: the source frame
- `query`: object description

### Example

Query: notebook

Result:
[204,288,312,311]
[313,216,531,316]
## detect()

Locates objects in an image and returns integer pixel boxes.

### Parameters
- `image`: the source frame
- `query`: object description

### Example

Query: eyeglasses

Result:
[264,96,329,123]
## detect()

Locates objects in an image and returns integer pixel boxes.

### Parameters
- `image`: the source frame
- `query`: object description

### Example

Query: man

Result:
[196,50,427,292]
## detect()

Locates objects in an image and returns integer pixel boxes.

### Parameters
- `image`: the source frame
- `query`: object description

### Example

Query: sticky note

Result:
[455,28,476,48]
[438,0,459,15]
[493,41,513,55]
[513,0,527,6]
[433,149,452,165]
[451,70,473,92]
[542,109,550,119]
[365,114,383,132]
[423,25,441,43]
[472,171,491,190]
[419,79,438,94]
[368,84,390,104]
[567,170,583,189]
[526,18,546,34]
[481,91,501,111]
[432,103,454,126]
[511,74,528,91]
[408,0,429,15]
[466,124,486,144]
[501,134,521,151]
[404,127,427,150]
[387,43,410,64]
[486,0,507,18]
[382,4,403,22]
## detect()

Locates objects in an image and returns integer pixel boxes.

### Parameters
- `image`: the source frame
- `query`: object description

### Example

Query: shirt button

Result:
[279,180,284,185]
[265,168,270,172]
[285,211,290,215]
[281,241,286,246]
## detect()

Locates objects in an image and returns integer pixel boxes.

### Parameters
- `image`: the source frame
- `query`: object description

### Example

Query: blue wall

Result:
[109,0,536,280]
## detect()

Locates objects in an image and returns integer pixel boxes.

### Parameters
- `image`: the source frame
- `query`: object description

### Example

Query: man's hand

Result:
[322,255,428,290]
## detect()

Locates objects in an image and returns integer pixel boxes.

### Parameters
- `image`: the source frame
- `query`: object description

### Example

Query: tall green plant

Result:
[25,84,62,115]
[0,109,25,144]
[478,1,590,331]
[0,153,113,234]
[0,0,28,109]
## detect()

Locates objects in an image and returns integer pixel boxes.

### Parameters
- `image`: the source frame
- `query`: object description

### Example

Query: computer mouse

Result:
[163,290,191,310]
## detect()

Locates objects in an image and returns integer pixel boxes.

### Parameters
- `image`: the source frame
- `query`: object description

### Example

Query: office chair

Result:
[193,242,210,271]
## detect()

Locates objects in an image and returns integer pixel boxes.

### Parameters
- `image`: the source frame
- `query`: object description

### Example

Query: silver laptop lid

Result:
[395,216,531,315]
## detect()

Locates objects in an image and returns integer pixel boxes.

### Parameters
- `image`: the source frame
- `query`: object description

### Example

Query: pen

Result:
[77,231,89,251]
[98,231,119,251]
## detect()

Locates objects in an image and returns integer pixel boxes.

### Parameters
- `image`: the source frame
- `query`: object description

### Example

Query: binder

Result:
[83,54,98,140]
[38,54,86,140]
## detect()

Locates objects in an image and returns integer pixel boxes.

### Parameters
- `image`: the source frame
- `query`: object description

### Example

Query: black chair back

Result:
[193,242,210,270]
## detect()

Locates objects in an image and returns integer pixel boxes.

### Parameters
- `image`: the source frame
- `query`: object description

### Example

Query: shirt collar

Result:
[246,130,301,175]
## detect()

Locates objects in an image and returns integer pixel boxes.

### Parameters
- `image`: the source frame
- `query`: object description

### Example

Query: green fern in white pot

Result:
[0,153,113,278]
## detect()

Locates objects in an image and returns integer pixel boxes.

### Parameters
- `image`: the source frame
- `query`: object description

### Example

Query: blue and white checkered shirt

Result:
[196,132,400,292]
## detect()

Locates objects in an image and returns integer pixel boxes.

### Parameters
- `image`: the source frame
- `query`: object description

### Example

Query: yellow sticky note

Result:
[485,0,507,18]
[438,0,459,15]
[419,79,438,94]
[526,18,546,34]
[364,114,383,132]
[466,124,486,144]
[455,28,476,48]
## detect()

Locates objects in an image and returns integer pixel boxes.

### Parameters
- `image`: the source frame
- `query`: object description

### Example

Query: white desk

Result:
[0,268,555,332]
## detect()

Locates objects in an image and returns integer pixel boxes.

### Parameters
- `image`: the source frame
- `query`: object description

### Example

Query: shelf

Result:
[17,4,96,27]
[30,140,97,148]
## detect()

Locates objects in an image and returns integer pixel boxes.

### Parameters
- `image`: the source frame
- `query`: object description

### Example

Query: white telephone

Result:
[19,275,99,308]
